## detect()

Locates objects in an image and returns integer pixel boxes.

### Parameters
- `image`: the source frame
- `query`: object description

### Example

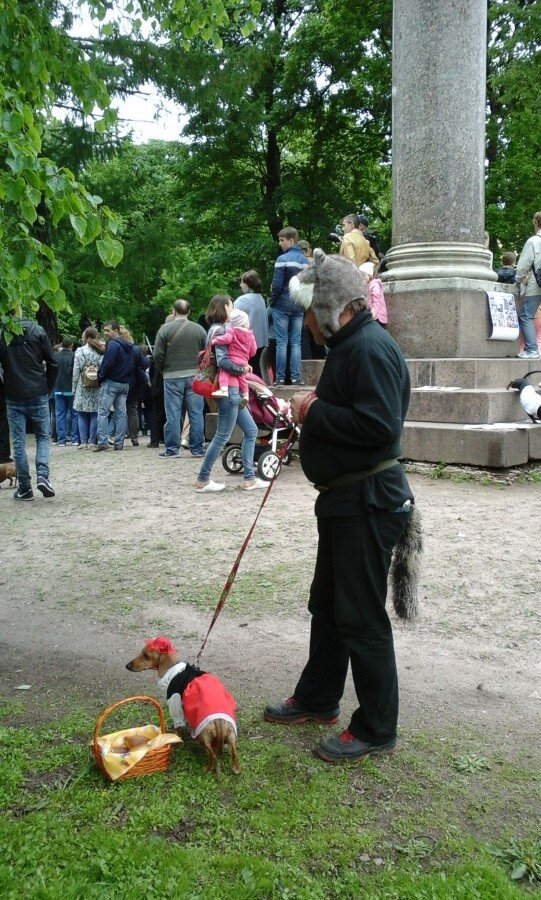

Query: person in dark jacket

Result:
[269,227,309,386]
[0,314,58,500]
[54,338,78,446]
[264,251,421,764]
[0,366,12,464]
[93,321,135,452]
[496,251,517,285]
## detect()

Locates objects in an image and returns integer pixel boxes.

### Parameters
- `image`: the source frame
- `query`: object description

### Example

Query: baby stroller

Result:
[221,373,301,481]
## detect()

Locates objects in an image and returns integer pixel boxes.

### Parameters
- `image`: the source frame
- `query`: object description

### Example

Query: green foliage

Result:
[0,0,123,332]
[492,837,541,884]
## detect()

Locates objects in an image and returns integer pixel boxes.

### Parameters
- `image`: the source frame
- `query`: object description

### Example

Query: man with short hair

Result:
[0,311,58,500]
[152,299,206,458]
[94,321,135,451]
[339,214,377,267]
[270,226,309,386]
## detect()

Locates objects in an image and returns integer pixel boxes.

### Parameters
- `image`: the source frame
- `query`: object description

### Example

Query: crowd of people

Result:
[0,211,387,501]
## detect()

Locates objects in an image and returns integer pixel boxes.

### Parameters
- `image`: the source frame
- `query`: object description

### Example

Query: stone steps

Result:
[408,387,525,424]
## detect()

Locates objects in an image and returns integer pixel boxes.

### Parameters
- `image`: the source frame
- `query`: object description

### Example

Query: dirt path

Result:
[1,439,540,756]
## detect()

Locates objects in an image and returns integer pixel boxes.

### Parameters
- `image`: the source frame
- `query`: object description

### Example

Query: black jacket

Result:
[299,310,413,515]
[54,349,74,392]
[0,318,58,401]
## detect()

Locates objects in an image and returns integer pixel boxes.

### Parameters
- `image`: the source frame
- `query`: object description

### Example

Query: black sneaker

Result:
[93,445,109,452]
[291,379,306,386]
[131,439,139,447]
[14,487,34,501]
[314,730,397,764]
[263,696,340,725]
[37,477,55,498]
[272,380,285,387]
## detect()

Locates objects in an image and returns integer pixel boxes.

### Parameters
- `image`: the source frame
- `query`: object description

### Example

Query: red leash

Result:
[196,435,295,665]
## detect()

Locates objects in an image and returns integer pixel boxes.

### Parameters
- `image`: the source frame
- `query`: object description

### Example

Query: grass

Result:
[0,703,539,899]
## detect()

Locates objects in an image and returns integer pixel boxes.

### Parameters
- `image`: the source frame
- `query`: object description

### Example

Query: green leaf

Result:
[96,238,123,268]
[69,214,87,240]
[511,863,527,880]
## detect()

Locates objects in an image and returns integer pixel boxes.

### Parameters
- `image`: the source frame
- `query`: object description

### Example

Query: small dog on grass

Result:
[126,637,240,776]
[0,462,16,488]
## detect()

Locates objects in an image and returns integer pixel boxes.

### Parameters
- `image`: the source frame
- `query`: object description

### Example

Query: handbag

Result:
[192,344,218,399]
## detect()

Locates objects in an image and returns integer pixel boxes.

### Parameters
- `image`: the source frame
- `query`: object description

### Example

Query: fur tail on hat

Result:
[390,505,423,620]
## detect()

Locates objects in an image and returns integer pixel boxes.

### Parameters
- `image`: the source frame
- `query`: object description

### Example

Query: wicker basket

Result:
[92,695,174,782]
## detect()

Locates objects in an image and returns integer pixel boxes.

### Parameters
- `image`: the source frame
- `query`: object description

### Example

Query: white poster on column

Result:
[486,291,519,341]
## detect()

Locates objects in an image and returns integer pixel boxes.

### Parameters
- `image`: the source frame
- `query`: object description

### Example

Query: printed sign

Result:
[486,291,519,341]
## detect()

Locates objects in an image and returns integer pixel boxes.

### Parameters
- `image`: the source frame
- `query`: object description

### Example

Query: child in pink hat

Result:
[211,309,257,407]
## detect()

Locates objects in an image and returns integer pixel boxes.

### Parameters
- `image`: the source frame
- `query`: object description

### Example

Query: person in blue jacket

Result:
[270,227,309,386]
[93,321,135,452]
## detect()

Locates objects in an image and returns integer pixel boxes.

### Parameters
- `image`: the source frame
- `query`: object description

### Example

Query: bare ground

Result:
[1,438,540,759]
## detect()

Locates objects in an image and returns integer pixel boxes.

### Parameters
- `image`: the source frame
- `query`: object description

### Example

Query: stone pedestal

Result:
[385,278,516,358]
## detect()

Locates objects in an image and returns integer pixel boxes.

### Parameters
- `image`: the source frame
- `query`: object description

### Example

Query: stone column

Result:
[382,0,512,359]
[386,0,494,280]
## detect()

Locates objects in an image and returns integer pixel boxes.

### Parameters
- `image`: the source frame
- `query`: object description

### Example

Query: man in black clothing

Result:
[0,368,12,463]
[358,214,381,258]
[0,313,58,500]
[263,250,421,763]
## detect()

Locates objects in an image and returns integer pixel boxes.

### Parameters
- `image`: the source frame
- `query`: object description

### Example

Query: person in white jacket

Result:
[516,211,541,359]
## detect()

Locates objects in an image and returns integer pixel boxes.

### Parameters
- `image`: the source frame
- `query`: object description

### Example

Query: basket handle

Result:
[93,695,167,754]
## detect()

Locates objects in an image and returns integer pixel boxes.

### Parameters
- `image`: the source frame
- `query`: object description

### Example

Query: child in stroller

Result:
[221,373,300,481]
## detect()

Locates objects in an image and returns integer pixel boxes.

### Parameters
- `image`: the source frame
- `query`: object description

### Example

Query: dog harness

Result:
[157,662,237,738]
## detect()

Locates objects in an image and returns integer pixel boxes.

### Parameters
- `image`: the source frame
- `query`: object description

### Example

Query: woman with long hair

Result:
[194,294,266,493]
[72,327,104,448]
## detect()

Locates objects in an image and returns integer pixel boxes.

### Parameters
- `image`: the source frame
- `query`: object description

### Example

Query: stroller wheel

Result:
[280,450,292,466]
[222,444,243,475]
[257,449,281,481]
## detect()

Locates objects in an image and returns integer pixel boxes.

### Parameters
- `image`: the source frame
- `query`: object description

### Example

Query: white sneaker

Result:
[516,350,540,359]
[242,478,268,491]
[211,387,229,398]
[195,480,225,493]
[181,439,190,448]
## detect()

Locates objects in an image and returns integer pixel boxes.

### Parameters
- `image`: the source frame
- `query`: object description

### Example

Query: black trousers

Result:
[294,510,410,744]
[150,392,165,445]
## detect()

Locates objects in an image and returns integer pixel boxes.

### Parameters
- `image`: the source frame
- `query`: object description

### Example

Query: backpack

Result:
[532,236,541,288]
[81,352,100,389]
[191,344,218,399]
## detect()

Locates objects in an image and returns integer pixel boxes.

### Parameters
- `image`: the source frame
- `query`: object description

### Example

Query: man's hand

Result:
[290,391,317,423]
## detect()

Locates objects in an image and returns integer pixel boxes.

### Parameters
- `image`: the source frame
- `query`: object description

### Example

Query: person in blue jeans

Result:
[0,313,58,500]
[94,321,134,451]
[54,338,78,446]
[194,294,266,493]
[270,226,309,386]
[516,211,541,359]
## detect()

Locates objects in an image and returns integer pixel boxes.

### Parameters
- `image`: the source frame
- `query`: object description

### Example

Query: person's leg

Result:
[196,396,237,484]
[185,378,205,455]
[293,518,350,712]
[272,309,288,383]
[55,394,67,445]
[518,295,541,354]
[112,384,129,448]
[150,394,164,445]
[96,382,114,446]
[126,394,139,443]
[0,386,12,462]
[288,314,303,382]
[250,347,263,378]
[163,379,182,453]
[77,411,89,445]
[232,388,258,482]
[89,412,98,445]
[30,396,51,483]
[6,401,31,492]
[69,401,79,444]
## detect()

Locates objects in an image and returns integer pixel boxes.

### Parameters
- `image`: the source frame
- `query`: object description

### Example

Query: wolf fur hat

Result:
[289,248,368,338]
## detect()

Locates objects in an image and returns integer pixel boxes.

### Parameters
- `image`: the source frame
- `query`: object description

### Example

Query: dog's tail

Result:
[390,505,423,620]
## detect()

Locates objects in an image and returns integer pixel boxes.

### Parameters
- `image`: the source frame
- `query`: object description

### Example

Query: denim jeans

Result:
[96,381,129,447]
[272,309,303,382]
[6,395,50,492]
[518,294,541,353]
[54,393,78,444]
[198,387,258,483]
[163,377,204,454]
[77,411,97,445]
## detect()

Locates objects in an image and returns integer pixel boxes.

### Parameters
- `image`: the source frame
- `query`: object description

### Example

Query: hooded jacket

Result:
[98,337,135,385]
[270,245,309,312]
[0,318,58,401]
